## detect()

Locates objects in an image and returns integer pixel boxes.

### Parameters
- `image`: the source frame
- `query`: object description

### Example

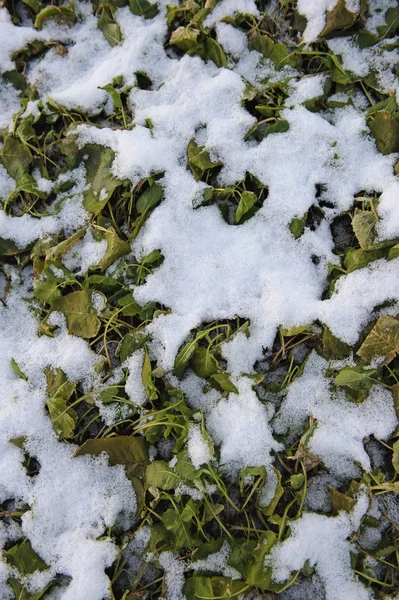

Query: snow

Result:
[1,0,399,597]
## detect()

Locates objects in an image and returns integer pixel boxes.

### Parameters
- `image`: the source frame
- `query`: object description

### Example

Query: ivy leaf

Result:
[145,460,180,489]
[357,315,399,365]
[192,346,220,378]
[211,373,239,394]
[51,290,104,338]
[369,113,399,155]
[0,137,32,181]
[320,0,359,38]
[98,10,122,46]
[74,435,149,479]
[82,145,120,215]
[235,191,257,224]
[142,346,158,400]
[129,0,159,18]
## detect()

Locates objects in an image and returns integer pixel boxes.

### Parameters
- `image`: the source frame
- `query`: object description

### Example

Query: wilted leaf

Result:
[75,435,148,479]
[51,290,104,338]
[357,315,399,364]
[170,26,200,51]
[46,396,76,439]
[0,137,32,181]
[320,0,359,38]
[351,209,378,250]
[98,229,131,271]
[322,325,351,359]
[329,486,356,514]
[369,113,399,155]
[35,3,75,28]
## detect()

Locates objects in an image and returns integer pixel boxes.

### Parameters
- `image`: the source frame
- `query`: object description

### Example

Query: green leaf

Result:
[377,6,399,37]
[290,214,307,239]
[170,26,200,51]
[184,577,247,600]
[35,3,75,29]
[99,83,123,109]
[136,183,164,214]
[260,466,284,516]
[174,338,199,377]
[118,294,142,317]
[202,37,227,68]
[98,229,131,271]
[357,315,399,365]
[44,366,75,400]
[145,460,180,489]
[369,113,399,155]
[46,396,76,439]
[229,539,257,578]
[33,270,62,304]
[246,531,282,591]
[74,435,149,479]
[335,366,375,390]
[82,145,120,215]
[264,120,289,138]
[129,0,159,18]
[117,331,148,361]
[98,10,122,46]
[249,33,274,56]
[320,0,359,37]
[51,290,104,338]
[0,137,32,181]
[330,486,357,514]
[187,140,221,181]
[322,325,351,359]
[235,191,257,223]
[142,346,158,400]
[344,247,386,272]
[392,439,399,474]
[5,540,47,574]
[210,373,239,394]
[162,508,200,548]
[11,358,28,381]
[192,346,220,378]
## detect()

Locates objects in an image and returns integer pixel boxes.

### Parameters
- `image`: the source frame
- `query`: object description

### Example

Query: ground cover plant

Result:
[0,0,399,598]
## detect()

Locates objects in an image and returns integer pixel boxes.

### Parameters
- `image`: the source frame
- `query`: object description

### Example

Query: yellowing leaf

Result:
[145,460,180,489]
[357,315,399,365]
[369,112,399,155]
[74,435,149,479]
[170,26,200,51]
[51,290,104,338]
[320,0,359,37]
